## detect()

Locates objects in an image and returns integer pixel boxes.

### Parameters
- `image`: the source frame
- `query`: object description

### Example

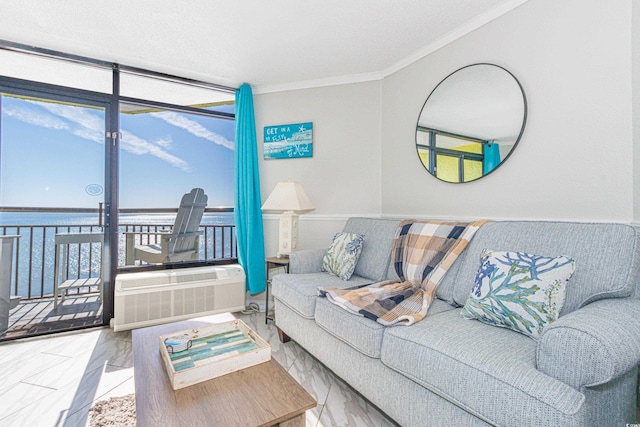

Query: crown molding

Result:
[252,0,530,94]
[252,71,383,95]
[382,0,530,78]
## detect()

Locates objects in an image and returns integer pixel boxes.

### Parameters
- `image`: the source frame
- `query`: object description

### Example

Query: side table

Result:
[265,256,289,324]
[54,232,103,309]
[0,235,20,334]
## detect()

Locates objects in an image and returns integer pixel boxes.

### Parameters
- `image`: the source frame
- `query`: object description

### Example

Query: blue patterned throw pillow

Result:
[460,249,576,339]
[321,232,365,281]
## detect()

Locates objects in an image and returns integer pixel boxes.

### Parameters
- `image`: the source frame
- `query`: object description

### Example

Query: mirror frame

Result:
[415,63,527,184]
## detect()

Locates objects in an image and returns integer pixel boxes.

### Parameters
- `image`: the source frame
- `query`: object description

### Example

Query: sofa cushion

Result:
[272,272,372,319]
[433,252,464,305]
[460,249,576,339]
[381,309,585,422]
[315,297,456,359]
[290,248,325,274]
[321,232,365,280]
[343,218,401,281]
[451,221,638,315]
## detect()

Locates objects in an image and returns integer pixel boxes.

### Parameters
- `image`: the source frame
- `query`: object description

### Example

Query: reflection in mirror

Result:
[416,64,526,183]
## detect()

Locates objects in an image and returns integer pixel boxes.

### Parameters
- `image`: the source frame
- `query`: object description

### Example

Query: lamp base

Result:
[277,211,298,258]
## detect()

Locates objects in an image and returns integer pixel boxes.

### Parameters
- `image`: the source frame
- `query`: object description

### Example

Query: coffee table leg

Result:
[279,412,305,427]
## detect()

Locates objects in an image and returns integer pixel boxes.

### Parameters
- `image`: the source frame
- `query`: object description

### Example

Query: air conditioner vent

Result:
[174,271,218,284]
[113,264,245,331]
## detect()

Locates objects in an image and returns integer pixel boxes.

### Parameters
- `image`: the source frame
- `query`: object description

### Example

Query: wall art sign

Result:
[264,122,313,159]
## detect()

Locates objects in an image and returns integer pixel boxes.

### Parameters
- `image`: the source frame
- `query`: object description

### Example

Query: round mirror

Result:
[416,63,527,183]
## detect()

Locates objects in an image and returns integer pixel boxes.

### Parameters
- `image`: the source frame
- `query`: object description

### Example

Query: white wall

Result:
[381,0,634,222]
[254,81,382,253]
[634,1,640,224]
[254,0,636,256]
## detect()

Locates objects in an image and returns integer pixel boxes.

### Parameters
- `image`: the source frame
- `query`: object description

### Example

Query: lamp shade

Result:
[262,181,315,213]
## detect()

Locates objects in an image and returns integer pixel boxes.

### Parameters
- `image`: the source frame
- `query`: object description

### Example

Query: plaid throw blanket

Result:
[318,219,487,326]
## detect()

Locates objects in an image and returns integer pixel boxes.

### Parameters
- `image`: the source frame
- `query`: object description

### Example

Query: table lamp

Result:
[262,181,315,258]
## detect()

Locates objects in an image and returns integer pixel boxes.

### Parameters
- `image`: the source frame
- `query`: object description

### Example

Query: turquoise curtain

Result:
[234,83,266,294]
[483,143,501,175]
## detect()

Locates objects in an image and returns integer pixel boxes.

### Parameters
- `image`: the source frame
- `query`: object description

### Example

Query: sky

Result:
[0,95,235,209]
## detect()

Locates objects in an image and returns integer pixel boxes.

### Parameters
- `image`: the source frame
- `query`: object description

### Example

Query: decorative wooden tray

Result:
[159,318,271,390]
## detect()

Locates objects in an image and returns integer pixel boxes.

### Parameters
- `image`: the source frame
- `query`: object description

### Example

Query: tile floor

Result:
[0,311,398,427]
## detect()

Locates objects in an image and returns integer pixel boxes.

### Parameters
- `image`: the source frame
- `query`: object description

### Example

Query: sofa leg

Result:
[277,327,291,343]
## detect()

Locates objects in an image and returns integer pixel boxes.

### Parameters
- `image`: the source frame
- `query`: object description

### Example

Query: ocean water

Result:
[0,212,236,299]
[0,212,234,226]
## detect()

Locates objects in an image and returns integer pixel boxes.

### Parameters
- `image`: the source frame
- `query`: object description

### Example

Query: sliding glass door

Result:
[0,77,113,338]
[0,49,237,340]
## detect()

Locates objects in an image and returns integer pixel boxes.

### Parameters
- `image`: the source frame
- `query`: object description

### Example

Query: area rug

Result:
[89,394,136,427]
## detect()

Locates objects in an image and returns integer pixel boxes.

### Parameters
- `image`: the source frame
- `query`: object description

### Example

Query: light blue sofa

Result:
[272,217,640,426]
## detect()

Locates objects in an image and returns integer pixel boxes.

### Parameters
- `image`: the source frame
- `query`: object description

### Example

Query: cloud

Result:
[71,127,103,144]
[154,136,173,149]
[21,101,191,171]
[150,111,234,150]
[120,130,190,172]
[4,105,69,130]
[39,102,103,134]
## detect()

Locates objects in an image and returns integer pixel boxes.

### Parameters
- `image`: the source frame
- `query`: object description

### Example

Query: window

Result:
[0,42,238,337]
[118,73,237,267]
[417,128,485,183]
[119,102,235,209]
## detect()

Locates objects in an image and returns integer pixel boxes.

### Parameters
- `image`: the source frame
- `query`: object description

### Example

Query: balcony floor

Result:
[3,294,103,341]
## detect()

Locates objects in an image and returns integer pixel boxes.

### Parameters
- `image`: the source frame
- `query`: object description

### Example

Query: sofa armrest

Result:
[536,298,640,389]
[290,249,326,274]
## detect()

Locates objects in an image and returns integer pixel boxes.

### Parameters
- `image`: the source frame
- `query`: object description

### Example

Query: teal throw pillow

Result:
[460,249,576,339]
[322,232,365,281]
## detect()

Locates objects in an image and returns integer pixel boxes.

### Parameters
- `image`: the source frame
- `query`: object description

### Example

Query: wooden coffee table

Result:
[132,314,316,427]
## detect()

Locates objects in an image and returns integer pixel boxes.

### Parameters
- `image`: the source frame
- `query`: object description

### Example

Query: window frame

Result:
[0,44,238,326]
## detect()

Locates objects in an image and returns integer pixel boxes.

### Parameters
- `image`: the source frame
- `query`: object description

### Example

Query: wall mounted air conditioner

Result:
[113,264,245,331]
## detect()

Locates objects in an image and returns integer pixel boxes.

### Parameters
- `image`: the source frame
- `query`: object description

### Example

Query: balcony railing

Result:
[121,223,237,264]
[0,219,237,300]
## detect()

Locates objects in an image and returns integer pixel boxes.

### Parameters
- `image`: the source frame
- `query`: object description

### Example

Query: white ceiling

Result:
[0,0,528,93]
